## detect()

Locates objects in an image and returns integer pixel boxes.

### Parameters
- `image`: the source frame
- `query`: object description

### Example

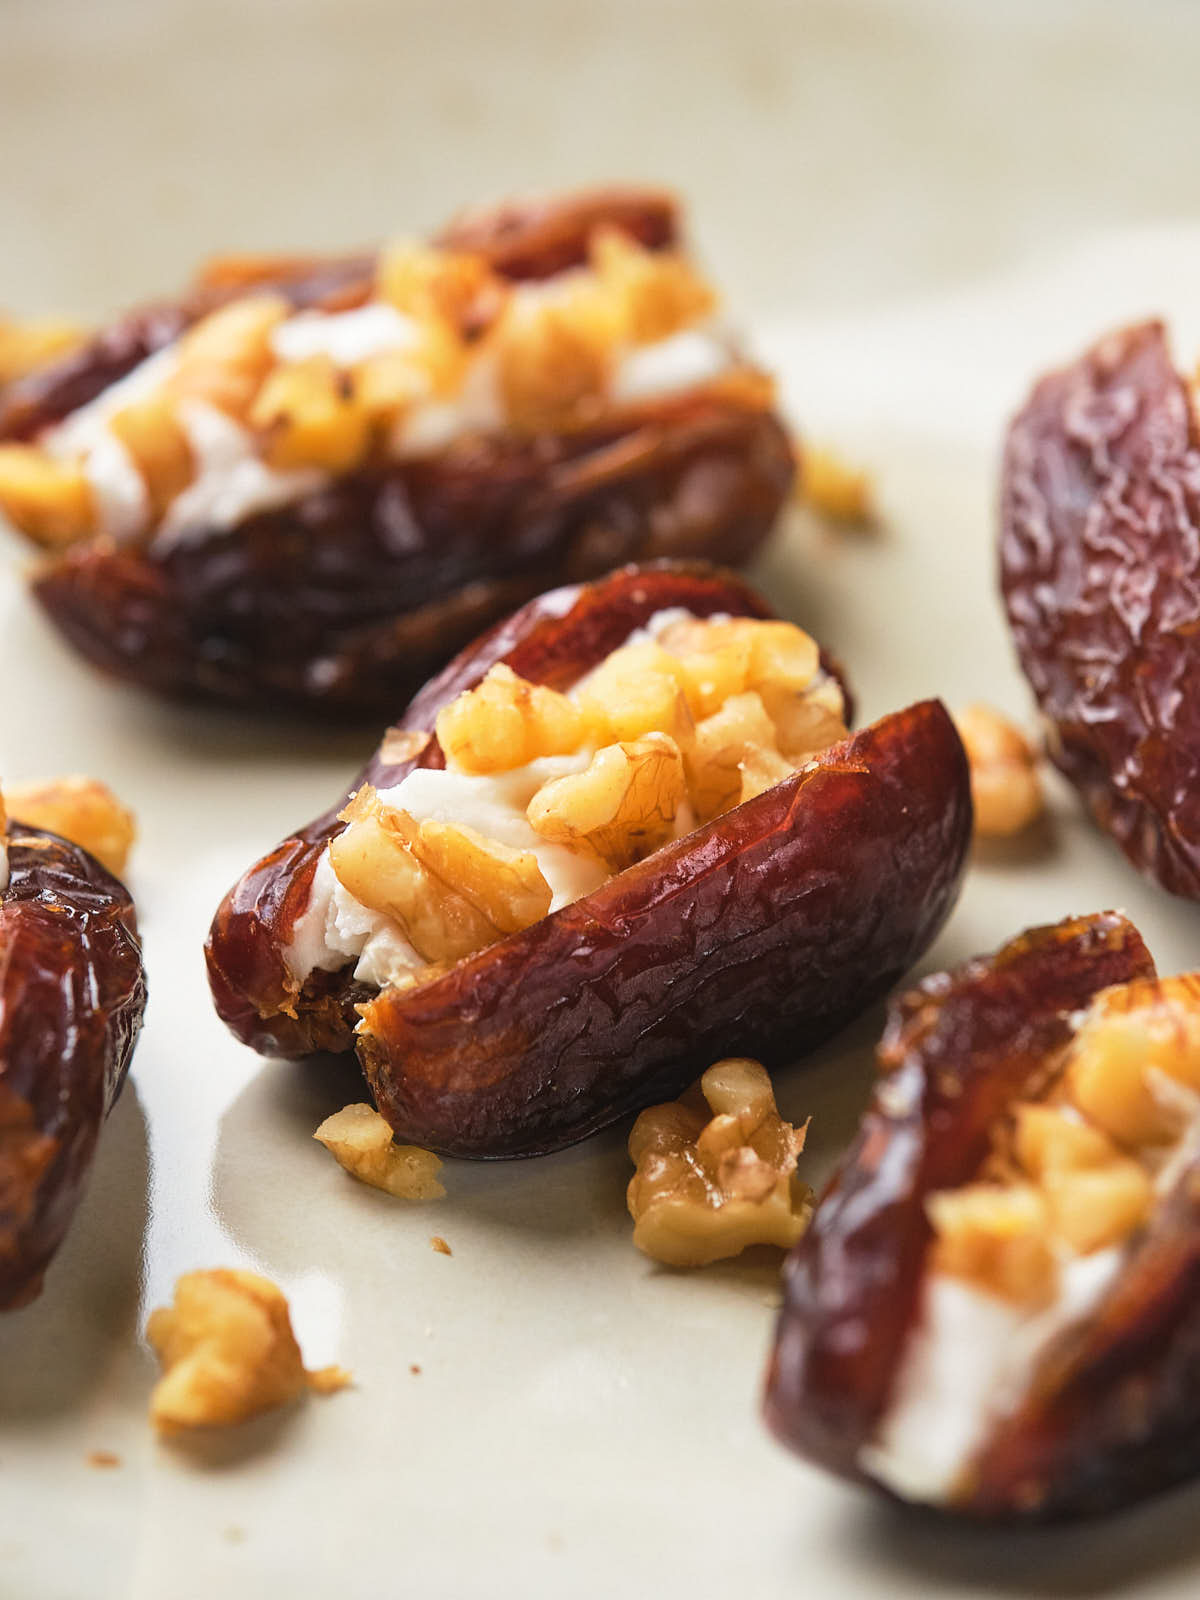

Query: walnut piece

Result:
[5,776,136,876]
[146,1269,349,1434]
[165,293,289,420]
[527,733,687,870]
[627,1058,811,1267]
[109,396,195,517]
[250,354,372,473]
[954,703,1045,837]
[799,444,875,524]
[314,1103,445,1199]
[0,444,94,547]
[0,313,85,386]
[436,663,587,774]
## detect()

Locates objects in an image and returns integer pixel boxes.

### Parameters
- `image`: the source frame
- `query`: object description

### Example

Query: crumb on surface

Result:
[146,1268,351,1434]
[314,1103,445,1200]
[798,444,875,525]
[430,1235,452,1256]
[410,1363,422,1375]
[86,1450,121,1469]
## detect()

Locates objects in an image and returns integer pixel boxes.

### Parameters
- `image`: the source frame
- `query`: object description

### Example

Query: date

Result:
[764,911,1200,1520]
[0,817,146,1307]
[206,560,971,1158]
[2,188,794,716]
[1001,321,1200,897]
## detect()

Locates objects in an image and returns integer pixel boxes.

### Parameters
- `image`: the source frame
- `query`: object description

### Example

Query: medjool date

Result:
[765,911,1200,1520]
[1000,321,1200,897]
[206,560,971,1158]
[1,188,794,716]
[0,814,146,1307]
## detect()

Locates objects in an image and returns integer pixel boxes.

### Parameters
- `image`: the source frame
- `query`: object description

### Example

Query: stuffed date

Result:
[1001,320,1200,898]
[0,188,794,715]
[205,560,971,1159]
[765,910,1200,1520]
[0,794,146,1307]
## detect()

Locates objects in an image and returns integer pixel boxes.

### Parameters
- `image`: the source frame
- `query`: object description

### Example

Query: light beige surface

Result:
[4,4,1200,1597]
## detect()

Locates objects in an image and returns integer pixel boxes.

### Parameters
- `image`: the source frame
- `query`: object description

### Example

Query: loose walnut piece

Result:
[954,703,1045,837]
[5,776,136,876]
[527,733,687,870]
[314,1103,445,1199]
[146,1269,349,1434]
[799,445,875,525]
[627,1058,811,1267]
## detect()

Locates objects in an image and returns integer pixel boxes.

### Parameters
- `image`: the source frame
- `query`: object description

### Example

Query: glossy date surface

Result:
[1001,321,1200,898]
[206,560,971,1159]
[764,911,1200,1520]
[0,824,146,1308]
[7,189,794,716]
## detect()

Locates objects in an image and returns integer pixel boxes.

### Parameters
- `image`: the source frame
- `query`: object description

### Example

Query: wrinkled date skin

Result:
[764,910,1200,1521]
[5,188,794,717]
[1001,321,1200,898]
[0,824,146,1307]
[206,560,972,1158]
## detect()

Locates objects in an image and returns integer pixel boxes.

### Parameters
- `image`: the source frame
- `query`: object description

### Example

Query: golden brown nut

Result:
[108,397,195,517]
[146,1268,349,1433]
[926,1182,1057,1307]
[626,1058,810,1267]
[249,355,372,473]
[527,733,687,870]
[0,444,94,548]
[313,1103,445,1199]
[954,703,1045,837]
[164,294,290,419]
[0,314,85,386]
[590,227,715,345]
[435,663,587,774]
[5,776,136,877]
[799,444,875,524]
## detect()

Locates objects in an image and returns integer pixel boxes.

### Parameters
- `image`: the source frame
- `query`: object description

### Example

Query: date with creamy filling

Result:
[286,608,846,996]
[0,228,758,551]
[862,973,1200,1508]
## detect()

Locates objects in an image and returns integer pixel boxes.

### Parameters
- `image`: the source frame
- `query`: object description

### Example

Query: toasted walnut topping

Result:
[927,1184,1057,1307]
[627,1058,810,1267]
[165,293,289,419]
[590,228,715,345]
[5,776,136,876]
[574,641,693,747]
[314,1103,445,1199]
[330,785,550,965]
[0,314,85,386]
[1067,976,1200,1147]
[436,663,586,774]
[954,703,1044,837]
[527,734,687,870]
[494,290,615,434]
[146,1269,348,1433]
[376,242,505,339]
[109,397,195,516]
[249,354,372,473]
[0,444,94,547]
[686,691,781,819]
[799,445,875,524]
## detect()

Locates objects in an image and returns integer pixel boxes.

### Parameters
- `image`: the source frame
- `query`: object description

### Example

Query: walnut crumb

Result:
[86,1450,121,1469]
[410,1363,422,1375]
[954,703,1045,837]
[314,1103,444,1199]
[146,1268,349,1434]
[799,444,875,525]
[430,1236,452,1256]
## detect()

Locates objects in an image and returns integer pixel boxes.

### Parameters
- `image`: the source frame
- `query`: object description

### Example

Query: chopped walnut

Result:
[330,784,550,965]
[574,641,694,747]
[0,444,94,547]
[430,1235,452,1256]
[249,354,372,473]
[376,241,506,340]
[1066,975,1200,1147]
[494,289,615,434]
[436,663,587,774]
[627,1058,811,1267]
[589,228,716,345]
[109,396,195,516]
[686,691,781,819]
[927,1183,1057,1307]
[314,1103,445,1199]
[146,1269,349,1434]
[527,734,687,870]
[165,293,289,420]
[5,776,136,876]
[954,703,1045,837]
[799,445,875,524]
[0,314,85,386]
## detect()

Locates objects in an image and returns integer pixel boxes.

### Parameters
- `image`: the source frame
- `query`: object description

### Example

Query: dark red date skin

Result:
[206,560,971,1159]
[763,912,1200,1521]
[1001,321,1200,898]
[6,189,794,717]
[0,824,146,1308]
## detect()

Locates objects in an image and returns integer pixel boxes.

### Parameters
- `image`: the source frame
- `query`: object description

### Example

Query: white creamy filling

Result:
[284,609,711,993]
[38,297,740,545]
[860,1249,1124,1503]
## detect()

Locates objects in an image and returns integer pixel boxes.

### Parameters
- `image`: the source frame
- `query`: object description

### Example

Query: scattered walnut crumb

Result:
[86,1450,121,1469]
[430,1235,452,1256]
[627,1058,812,1267]
[954,703,1045,837]
[799,444,875,525]
[146,1268,350,1434]
[410,1363,422,1375]
[5,776,136,876]
[314,1103,445,1199]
